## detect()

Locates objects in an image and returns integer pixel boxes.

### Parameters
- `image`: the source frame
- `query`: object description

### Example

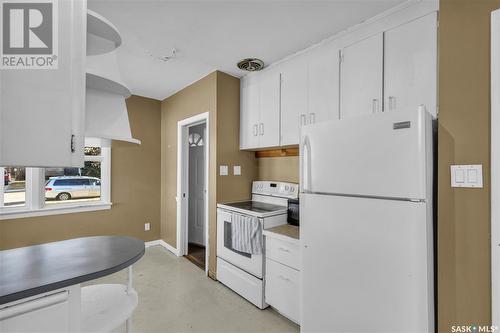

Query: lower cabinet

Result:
[0,286,81,333]
[265,236,301,324]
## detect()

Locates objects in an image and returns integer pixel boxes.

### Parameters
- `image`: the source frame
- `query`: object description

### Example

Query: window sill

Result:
[0,202,112,220]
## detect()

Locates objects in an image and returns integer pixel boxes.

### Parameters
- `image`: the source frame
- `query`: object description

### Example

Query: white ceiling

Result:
[88,0,405,101]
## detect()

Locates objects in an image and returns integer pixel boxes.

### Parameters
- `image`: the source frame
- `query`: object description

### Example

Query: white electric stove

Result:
[216,181,299,309]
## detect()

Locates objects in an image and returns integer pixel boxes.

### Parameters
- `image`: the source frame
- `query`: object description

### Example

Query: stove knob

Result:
[285,185,289,191]
[291,187,295,192]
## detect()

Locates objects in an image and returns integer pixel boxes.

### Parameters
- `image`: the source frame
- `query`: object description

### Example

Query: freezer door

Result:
[300,193,434,333]
[300,109,433,200]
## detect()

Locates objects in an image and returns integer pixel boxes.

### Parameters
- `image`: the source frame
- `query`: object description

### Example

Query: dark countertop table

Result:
[0,236,145,305]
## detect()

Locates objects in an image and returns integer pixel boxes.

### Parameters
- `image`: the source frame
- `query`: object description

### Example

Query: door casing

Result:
[177,112,209,275]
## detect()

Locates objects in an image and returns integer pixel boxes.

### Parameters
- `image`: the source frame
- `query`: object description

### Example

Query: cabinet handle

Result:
[278,247,291,252]
[300,114,307,126]
[259,123,264,136]
[388,96,396,111]
[309,113,316,124]
[278,275,291,282]
[253,124,258,136]
[372,99,379,114]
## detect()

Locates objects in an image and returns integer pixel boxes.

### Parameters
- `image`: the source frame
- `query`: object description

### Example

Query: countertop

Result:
[0,236,145,305]
[264,224,300,241]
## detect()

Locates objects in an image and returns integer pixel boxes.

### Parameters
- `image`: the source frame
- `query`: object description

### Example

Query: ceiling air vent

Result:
[237,58,265,72]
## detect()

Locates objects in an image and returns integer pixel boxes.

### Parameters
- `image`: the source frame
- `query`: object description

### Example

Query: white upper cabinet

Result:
[240,78,260,149]
[258,71,281,148]
[384,13,438,117]
[340,33,384,119]
[240,4,438,150]
[280,56,308,146]
[308,45,340,124]
[240,71,280,150]
[0,0,87,167]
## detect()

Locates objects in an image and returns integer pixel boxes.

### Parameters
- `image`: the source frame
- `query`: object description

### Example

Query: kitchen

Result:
[0,0,495,332]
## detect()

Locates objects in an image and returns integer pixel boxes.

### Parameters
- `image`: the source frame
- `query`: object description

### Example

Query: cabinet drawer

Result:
[0,291,70,333]
[265,258,300,324]
[266,237,300,270]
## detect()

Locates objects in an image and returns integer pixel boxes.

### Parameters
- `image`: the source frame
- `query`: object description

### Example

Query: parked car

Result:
[4,171,11,186]
[45,176,101,201]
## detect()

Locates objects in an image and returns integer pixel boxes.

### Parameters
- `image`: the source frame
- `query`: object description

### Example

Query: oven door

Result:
[217,209,264,279]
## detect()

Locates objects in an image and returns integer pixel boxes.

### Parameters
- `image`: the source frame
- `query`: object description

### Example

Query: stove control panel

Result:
[252,181,299,199]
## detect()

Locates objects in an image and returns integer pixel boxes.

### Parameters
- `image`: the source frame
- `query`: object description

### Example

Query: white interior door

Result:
[340,33,383,119]
[384,12,438,117]
[300,193,433,333]
[188,123,206,246]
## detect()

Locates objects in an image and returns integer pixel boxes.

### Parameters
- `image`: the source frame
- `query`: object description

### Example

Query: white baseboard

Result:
[145,239,181,257]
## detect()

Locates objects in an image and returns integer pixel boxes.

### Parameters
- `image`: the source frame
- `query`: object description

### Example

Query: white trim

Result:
[176,112,210,275]
[0,202,112,220]
[145,239,180,257]
[491,9,500,328]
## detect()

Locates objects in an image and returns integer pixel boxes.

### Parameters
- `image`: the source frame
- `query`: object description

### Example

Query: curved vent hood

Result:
[85,11,139,144]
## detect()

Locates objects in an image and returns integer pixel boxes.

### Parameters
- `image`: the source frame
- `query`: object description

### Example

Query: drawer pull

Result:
[278,275,291,282]
[278,247,291,253]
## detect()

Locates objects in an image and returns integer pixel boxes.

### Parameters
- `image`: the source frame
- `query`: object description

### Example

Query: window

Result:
[0,139,111,219]
[189,132,204,147]
[2,167,27,208]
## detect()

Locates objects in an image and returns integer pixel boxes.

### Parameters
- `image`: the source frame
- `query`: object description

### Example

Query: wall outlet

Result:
[144,222,151,231]
[220,165,228,176]
[233,165,241,176]
[450,164,483,188]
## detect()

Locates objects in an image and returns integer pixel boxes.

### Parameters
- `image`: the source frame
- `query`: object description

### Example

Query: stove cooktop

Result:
[217,200,287,217]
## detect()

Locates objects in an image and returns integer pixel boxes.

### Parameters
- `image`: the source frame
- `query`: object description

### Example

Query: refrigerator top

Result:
[300,108,434,201]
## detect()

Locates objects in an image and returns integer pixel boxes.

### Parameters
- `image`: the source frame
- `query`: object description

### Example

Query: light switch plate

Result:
[450,165,483,188]
[220,165,228,176]
[233,165,241,176]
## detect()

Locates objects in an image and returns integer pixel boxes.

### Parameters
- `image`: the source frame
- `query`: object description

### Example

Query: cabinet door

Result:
[240,78,260,149]
[280,57,308,146]
[340,33,383,119]
[259,72,281,148]
[384,13,437,117]
[309,46,340,124]
[0,0,86,167]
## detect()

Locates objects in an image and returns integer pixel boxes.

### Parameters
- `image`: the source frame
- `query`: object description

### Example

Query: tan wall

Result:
[438,0,499,330]
[160,72,217,252]
[160,71,257,277]
[0,96,162,250]
[257,156,299,183]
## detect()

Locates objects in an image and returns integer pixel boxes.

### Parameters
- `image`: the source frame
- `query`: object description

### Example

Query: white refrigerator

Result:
[300,109,434,333]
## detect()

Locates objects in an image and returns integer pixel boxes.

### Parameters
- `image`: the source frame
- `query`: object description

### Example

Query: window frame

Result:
[0,139,112,220]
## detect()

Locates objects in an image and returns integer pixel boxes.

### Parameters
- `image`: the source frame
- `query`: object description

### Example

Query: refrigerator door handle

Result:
[300,135,312,193]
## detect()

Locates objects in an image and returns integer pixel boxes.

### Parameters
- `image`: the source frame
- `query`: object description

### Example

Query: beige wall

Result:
[257,156,299,183]
[0,96,162,250]
[160,71,256,277]
[160,72,218,274]
[438,0,499,330]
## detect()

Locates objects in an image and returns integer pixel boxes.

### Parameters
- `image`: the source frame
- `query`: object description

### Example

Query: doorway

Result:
[177,112,209,274]
[186,123,206,269]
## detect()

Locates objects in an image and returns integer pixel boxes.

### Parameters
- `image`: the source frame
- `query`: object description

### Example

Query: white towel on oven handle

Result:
[231,213,262,255]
